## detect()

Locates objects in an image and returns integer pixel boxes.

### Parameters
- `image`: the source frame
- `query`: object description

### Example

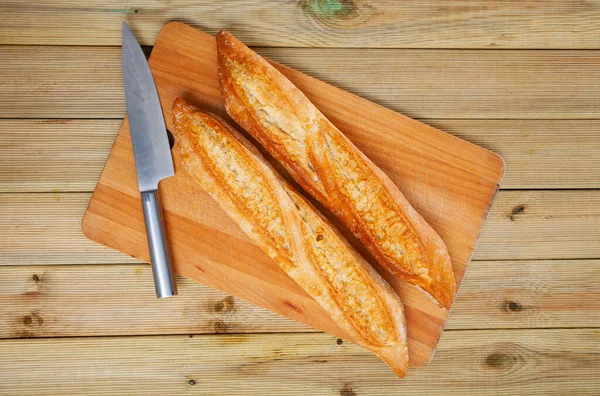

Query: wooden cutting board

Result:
[82,22,505,367]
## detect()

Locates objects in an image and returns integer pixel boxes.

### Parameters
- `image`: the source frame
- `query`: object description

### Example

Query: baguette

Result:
[172,98,409,377]
[217,31,456,309]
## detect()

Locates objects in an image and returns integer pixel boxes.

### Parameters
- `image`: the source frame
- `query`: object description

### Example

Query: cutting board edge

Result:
[421,179,502,365]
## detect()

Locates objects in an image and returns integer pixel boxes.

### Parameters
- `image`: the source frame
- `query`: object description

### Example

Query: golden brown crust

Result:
[172,98,408,377]
[216,31,456,309]
[216,33,327,204]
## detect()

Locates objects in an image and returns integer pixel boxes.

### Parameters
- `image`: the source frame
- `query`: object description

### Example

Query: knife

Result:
[122,22,177,298]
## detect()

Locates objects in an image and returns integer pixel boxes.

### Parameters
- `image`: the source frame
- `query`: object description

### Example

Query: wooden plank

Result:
[0,261,597,339]
[478,190,600,260]
[1,1,598,48]
[2,119,598,193]
[0,264,309,339]
[0,330,597,395]
[452,260,600,329]
[0,119,120,193]
[1,46,598,119]
[255,48,600,120]
[0,46,123,119]
[1,190,599,264]
[0,193,138,265]
[0,191,594,265]
[425,119,600,189]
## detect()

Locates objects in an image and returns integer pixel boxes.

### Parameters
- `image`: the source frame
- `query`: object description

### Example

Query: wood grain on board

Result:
[0,330,597,395]
[1,119,598,193]
[2,46,599,119]
[1,0,599,48]
[1,261,598,339]
[82,22,505,366]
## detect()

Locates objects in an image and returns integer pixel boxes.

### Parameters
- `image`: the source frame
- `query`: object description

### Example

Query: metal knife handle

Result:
[141,190,177,298]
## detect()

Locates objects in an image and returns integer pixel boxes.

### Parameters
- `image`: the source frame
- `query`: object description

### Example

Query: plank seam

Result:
[1,327,598,342]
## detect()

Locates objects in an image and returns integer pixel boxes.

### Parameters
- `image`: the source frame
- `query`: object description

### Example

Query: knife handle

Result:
[141,190,177,298]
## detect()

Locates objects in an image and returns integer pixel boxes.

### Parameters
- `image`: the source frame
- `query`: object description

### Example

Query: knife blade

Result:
[122,22,177,298]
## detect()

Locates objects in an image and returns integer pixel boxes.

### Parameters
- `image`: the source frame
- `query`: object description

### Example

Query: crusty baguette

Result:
[172,98,409,378]
[216,31,457,309]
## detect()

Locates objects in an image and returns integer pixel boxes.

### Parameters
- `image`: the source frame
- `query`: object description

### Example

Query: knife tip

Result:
[122,22,135,47]
[122,21,132,36]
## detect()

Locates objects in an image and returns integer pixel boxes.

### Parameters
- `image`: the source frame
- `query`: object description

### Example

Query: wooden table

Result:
[0,2,598,394]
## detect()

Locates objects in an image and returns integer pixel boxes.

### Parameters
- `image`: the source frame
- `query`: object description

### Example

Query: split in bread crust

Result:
[216,31,456,309]
[172,98,409,377]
